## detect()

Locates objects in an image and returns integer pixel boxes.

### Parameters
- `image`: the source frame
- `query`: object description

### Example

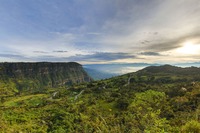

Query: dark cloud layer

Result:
[147,31,200,52]
[33,50,68,54]
[0,53,29,60]
[0,52,136,62]
[33,51,48,54]
[140,52,161,56]
[53,50,68,53]
[68,52,136,62]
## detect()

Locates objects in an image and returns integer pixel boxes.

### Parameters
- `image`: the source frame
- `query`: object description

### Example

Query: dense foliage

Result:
[0,65,200,132]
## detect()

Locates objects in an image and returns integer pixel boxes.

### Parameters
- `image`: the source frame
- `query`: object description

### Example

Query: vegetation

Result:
[0,65,200,132]
[0,62,92,90]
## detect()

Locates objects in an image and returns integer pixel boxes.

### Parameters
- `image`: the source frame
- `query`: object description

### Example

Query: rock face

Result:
[0,62,92,90]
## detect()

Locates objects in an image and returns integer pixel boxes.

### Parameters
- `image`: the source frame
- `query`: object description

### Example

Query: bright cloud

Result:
[0,0,200,64]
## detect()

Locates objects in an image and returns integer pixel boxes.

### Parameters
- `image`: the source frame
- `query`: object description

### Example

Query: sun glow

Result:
[176,41,200,55]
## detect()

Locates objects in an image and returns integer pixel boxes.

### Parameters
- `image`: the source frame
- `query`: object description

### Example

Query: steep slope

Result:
[0,62,92,92]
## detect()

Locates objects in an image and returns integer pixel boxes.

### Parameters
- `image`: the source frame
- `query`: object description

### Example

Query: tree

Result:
[128,90,171,132]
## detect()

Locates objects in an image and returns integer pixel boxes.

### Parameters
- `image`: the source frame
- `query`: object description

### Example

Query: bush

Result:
[181,120,200,133]
[116,98,130,110]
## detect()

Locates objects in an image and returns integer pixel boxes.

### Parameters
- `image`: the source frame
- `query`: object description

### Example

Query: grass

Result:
[3,94,48,107]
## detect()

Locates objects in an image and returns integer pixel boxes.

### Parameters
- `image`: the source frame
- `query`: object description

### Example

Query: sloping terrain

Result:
[0,65,200,132]
[0,62,92,96]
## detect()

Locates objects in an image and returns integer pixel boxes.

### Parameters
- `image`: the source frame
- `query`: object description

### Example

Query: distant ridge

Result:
[138,64,200,75]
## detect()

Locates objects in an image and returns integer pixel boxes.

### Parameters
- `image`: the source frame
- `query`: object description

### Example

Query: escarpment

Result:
[0,62,92,91]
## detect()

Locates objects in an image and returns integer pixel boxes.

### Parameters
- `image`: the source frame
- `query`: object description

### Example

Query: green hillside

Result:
[0,62,91,98]
[0,65,200,132]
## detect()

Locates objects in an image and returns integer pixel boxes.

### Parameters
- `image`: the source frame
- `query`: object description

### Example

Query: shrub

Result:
[181,120,200,133]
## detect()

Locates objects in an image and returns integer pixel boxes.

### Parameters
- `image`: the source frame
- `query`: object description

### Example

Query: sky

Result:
[1,0,200,65]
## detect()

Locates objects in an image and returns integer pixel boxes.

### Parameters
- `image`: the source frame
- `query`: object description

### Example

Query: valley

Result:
[1,0,200,132]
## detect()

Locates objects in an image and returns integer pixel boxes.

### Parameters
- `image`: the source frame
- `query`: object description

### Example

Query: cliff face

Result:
[0,62,92,90]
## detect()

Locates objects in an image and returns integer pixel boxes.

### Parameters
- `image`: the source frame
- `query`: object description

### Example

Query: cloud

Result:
[0,53,29,60]
[146,40,182,52]
[86,32,102,35]
[68,52,137,62]
[0,52,136,63]
[53,50,68,53]
[33,51,49,54]
[97,0,200,53]
[140,52,161,56]
[146,31,200,52]
[1,0,200,64]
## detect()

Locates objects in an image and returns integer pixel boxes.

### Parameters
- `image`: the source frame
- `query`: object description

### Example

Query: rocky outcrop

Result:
[0,62,92,90]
